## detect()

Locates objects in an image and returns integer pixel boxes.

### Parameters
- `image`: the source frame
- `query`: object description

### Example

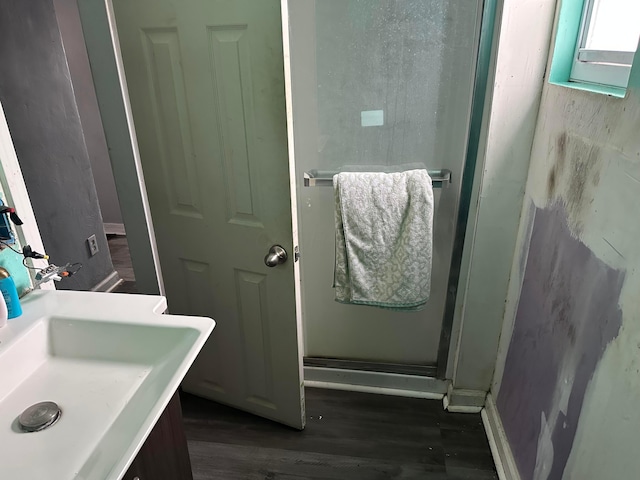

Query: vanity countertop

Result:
[0,290,214,480]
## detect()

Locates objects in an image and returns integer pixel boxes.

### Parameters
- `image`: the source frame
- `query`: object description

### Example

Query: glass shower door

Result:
[288,0,482,366]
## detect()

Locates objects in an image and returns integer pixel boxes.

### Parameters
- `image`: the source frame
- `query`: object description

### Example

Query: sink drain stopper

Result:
[18,401,61,432]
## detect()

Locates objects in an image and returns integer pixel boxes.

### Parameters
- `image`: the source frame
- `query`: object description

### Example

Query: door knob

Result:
[264,245,288,267]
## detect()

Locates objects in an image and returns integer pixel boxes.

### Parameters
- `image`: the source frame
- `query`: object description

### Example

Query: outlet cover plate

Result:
[87,234,99,256]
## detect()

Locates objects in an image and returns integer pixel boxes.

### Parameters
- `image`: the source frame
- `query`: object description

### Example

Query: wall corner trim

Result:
[482,392,521,480]
[90,270,122,292]
[103,222,126,236]
[443,384,486,413]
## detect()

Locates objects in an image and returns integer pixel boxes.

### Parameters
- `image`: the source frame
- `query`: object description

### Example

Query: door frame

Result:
[77,0,165,296]
[280,0,307,403]
[436,0,500,379]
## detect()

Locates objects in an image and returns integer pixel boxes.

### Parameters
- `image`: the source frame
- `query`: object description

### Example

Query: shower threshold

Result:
[303,357,437,378]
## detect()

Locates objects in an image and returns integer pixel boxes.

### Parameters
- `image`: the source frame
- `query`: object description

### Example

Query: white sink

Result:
[0,290,214,480]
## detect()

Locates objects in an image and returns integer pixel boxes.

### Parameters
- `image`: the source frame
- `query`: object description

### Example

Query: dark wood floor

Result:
[107,235,138,293]
[110,236,498,478]
[181,388,497,480]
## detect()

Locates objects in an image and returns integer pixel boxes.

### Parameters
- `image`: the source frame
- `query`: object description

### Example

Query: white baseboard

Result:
[304,366,448,399]
[482,393,521,480]
[103,223,126,236]
[91,271,122,292]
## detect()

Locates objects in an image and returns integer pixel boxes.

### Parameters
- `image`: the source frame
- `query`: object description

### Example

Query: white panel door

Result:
[111,0,304,429]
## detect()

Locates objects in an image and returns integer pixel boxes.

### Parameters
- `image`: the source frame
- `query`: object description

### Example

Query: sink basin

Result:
[0,290,214,480]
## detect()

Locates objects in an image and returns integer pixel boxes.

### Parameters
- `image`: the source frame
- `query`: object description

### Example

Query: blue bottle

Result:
[0,267,22,319]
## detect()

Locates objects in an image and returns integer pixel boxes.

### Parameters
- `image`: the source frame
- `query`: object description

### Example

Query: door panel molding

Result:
[142,28,202,218]
[179,258,212,314]
[235,269,276,410]
[208,25,263,228]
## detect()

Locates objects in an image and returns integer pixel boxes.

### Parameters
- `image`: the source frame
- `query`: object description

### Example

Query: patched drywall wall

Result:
[493,41,640,480]
[498,203,624,480]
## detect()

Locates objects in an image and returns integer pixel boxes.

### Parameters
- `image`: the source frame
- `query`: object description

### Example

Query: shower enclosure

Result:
[288,0,484,376]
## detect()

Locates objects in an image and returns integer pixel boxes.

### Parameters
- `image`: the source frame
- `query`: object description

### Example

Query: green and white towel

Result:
[333,169,434,310]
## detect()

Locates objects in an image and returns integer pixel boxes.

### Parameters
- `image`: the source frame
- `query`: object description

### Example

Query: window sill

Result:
[549,79,626,98]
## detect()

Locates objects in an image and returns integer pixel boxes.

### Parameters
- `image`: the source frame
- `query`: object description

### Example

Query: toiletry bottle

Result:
[0,267,22,319]
[0,291,7,327]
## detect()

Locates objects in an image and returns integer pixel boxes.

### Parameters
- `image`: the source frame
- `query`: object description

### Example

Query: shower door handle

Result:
[264,245,288,267]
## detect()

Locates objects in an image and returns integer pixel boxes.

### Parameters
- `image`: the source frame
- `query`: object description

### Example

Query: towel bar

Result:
[303,169,452,188]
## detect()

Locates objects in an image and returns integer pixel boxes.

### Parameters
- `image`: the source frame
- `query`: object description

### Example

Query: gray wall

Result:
[0,0,115,290]
[53,0,123,227]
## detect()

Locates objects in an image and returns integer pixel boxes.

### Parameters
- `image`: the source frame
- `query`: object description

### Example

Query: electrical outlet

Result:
[87,234,99,256]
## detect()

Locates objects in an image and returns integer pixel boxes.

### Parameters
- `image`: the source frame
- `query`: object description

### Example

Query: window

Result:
[569,0,640,89]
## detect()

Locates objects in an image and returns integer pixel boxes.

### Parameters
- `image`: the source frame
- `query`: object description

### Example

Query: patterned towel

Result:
[333,169,434,310]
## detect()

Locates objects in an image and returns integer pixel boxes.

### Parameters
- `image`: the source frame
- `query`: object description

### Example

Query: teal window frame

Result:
[549,0,637,97]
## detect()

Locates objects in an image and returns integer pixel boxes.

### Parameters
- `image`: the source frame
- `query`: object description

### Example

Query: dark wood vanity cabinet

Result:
[122,391,193,480]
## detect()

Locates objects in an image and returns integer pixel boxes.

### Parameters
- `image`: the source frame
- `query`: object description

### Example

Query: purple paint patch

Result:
[497,203,624,480]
